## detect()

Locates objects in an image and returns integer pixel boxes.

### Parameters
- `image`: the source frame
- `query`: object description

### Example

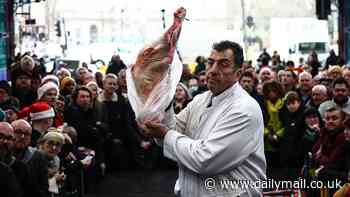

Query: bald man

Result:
[298,72,313,104]
[0,122,30,196]
[12,119,49,197]
[0,122,14,160]
[306,85,329,109]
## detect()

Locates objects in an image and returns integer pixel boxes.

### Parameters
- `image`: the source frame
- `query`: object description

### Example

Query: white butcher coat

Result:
[162,82,266,197]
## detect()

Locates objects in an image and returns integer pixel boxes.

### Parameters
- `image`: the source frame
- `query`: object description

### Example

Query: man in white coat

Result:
[141,40,266,197]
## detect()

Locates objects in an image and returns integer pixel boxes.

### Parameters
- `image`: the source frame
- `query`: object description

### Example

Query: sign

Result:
[25,19,36,25]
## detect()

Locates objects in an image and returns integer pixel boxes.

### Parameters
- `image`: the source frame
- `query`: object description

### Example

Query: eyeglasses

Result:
[0,133,15,141]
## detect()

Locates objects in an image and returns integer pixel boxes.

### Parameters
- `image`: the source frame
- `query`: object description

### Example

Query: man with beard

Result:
[319,77,350,116]
[192,71,208,97]
[0,122,22,197]
[311,105,347,195]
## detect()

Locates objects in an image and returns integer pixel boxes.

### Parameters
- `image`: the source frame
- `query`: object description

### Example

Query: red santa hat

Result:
[37,81,59,100]
[29,101,55,121]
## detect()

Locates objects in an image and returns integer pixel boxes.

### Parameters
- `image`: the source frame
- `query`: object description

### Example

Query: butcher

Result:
[140,40,267,197]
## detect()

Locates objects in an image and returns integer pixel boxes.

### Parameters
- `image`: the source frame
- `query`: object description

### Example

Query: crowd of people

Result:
[0,47,350,196]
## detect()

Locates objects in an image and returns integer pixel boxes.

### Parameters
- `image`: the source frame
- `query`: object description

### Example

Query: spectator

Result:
[12,119,49,197]
[262,81,285,170]
[306,51,322,77]
[56,68,71,83]
[305,84,329,109]
[75,67,88,85]
[3,104,19,123]
[312,106,348,195]
[95,71,104,89]
[324,49,340,70]
[0,162,22,197]
[173,83,192,114]
[12,70,36,109]
[29,101,55,147]
[193,56,206,75]
[191,71,208,96]
[106,55,126,76]
[297,72,313,105]
[37,81,59,107]
[38,131,65,196]
[59,77,76,99]
[319,77,350,116]
[41,75,60,87]
[328,65,343,81]
[240,71,265,115]
[64,86,105,171]
[259,67,274,84]
[279,91,305,180]
[0,80,20,110]
[187,76,199,97]
[281,70,297,93]
[300,107,323,159]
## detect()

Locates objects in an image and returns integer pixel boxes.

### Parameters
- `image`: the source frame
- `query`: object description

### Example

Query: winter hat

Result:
[60,77,75,91]
[41,75,60,87]
[56,68,71,78]
[0,80,11,94]
[20,55,35,71]
[37,81,59,100]
[40,130,65,145]
[29,101,55,121]
[177,82,192,100]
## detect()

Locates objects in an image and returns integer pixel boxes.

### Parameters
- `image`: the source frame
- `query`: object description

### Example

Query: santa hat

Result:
[41,75,60,86]
[40,131,65,145]
[37,81,59,100]
[30,101,55,121]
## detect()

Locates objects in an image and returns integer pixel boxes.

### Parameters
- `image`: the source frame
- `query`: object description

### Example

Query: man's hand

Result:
[139,118,169,139]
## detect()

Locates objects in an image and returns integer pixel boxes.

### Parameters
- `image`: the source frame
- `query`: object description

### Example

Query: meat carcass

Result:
[126,7,186,121]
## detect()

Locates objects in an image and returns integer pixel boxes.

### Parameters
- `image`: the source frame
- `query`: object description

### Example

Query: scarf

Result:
[266,98,284,133]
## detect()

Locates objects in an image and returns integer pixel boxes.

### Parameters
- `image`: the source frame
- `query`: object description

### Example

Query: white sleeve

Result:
[155,100,192,145]
[163,110,259,175]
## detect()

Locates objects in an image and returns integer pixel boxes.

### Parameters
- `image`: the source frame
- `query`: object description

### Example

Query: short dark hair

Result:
[332,77,350,89]
[262,81,284,99]
[240,71,255,81]
[212,40,244,69]
[71,86,92,104]
[285,91,301,104]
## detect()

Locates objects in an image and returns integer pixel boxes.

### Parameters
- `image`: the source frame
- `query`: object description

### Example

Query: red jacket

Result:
[312,128,346,166]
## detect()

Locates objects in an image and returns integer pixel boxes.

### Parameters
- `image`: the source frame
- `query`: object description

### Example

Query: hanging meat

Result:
[126,7,187,121]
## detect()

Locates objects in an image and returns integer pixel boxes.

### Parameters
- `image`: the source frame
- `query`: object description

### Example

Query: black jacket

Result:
[64,104,105,163]
[26,150,49,197]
